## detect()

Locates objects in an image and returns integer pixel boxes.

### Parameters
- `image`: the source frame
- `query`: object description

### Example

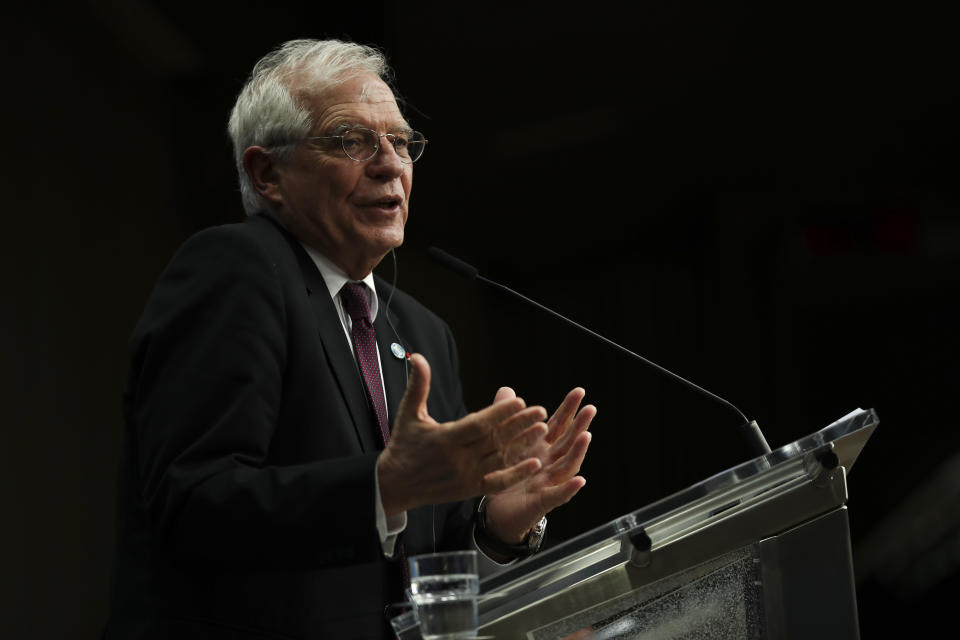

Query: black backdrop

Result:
[4,1,959,637]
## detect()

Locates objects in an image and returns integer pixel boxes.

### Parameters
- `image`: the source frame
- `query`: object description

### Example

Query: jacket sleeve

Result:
[124,226,381,569]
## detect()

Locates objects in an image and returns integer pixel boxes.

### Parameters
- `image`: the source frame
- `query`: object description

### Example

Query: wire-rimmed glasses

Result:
[306,127,427,164]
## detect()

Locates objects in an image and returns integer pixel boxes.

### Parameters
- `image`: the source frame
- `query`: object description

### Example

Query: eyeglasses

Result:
[305,127,428,164]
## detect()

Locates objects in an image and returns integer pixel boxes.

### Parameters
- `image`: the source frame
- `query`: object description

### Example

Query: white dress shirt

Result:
[300,245,407,557]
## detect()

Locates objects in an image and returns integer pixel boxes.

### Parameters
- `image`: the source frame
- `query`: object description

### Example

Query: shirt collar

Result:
[301,244,379,321]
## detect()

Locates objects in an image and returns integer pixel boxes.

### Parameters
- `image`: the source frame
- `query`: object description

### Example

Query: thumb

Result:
[396,353,432,423]
[493,386,516,403]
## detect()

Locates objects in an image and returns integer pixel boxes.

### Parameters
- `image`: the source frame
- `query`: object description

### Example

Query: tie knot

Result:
[340,282,371,323]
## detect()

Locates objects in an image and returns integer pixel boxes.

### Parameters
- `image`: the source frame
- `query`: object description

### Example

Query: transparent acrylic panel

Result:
[528,545,764,640]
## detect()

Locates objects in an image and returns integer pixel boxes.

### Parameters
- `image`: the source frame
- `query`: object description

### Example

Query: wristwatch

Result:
[474,496,547,559]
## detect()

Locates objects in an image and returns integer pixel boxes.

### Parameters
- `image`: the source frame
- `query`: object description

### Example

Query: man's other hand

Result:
[482,386,595,546]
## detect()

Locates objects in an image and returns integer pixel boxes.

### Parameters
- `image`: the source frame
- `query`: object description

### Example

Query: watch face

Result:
[534,517,547,535]
[476,498,547,557]
[528,517,547,548]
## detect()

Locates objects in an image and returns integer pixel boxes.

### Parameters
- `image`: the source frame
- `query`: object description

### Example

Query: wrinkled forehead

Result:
[292,71,407,128]
[353,76,397,103]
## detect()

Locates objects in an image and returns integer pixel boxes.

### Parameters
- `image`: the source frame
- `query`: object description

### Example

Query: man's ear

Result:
[242,146,284,207]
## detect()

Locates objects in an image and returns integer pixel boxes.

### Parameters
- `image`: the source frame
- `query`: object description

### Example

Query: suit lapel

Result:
[308,274,381,453]
[374,279,409,431]
[267,217,380,453]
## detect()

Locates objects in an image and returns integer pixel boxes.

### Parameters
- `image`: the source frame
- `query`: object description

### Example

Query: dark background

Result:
[4,1,959,637]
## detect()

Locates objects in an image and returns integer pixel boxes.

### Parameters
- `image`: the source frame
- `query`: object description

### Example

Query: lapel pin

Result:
[390,343,407,360]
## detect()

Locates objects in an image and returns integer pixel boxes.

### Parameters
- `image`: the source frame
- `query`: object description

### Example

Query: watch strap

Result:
[474,496,546,559]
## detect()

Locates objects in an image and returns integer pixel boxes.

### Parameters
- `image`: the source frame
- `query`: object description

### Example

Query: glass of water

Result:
[408,550,479,639]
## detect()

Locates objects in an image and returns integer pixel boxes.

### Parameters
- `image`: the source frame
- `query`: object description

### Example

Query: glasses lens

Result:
[341,128,379,161]
[400,131,426,163]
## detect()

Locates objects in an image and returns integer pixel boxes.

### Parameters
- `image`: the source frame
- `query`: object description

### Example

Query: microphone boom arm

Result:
[427,246,772,458]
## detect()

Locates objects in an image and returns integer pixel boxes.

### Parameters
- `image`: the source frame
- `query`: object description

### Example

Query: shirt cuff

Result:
[472,524,518,576]
[375,462,407,557]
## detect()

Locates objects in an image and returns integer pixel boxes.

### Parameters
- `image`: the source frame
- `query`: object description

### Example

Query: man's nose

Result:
[365,138,406,178]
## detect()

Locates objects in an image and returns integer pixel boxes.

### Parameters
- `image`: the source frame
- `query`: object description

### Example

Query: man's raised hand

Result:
[377,354,549,516]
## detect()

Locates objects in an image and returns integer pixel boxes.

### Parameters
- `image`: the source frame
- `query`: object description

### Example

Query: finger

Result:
[574,404,597,433]
[451,403,546,446]
[493,386,516,403]
[504,423,550,466]
[542,431,591,483]
[474,396,527,426]
[494,407,549,449]
[481,457,542,493]
[537,475,587,512]
[475,421,547,476]
[546,387,586,443]
[479,422,549,470]
[549,404,596,459]
[394,353,433,424]
[547,388,584,434]
[444,398,523,443]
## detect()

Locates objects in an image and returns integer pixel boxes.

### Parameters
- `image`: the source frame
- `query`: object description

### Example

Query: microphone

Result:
[426,247,772,458]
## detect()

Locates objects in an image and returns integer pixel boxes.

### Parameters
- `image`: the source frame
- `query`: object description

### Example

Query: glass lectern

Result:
[392,408,878,639]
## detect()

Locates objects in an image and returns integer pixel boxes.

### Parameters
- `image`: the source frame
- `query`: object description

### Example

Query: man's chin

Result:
[370,228,405,253]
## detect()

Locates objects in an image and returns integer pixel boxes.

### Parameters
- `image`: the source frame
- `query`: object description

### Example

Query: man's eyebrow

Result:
[327,122,359,135]
[325,120,413,134]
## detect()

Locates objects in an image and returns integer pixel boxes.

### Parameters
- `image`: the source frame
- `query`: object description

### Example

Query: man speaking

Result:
[105,39,594,639]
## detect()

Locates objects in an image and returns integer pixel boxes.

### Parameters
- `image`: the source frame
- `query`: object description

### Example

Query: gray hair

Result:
[227,39,392,214]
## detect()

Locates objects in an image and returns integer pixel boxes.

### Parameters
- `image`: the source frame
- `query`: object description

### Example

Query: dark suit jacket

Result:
[105,214,473,639]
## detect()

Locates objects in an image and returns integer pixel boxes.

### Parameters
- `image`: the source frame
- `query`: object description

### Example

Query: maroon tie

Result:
[339,282,391,445]
[340,282,410,593]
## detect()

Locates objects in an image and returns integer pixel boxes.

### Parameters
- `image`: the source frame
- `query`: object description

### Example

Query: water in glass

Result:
[410,572,478,639]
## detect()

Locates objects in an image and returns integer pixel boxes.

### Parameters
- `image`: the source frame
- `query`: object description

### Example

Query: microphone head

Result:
[426,247,479,280]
